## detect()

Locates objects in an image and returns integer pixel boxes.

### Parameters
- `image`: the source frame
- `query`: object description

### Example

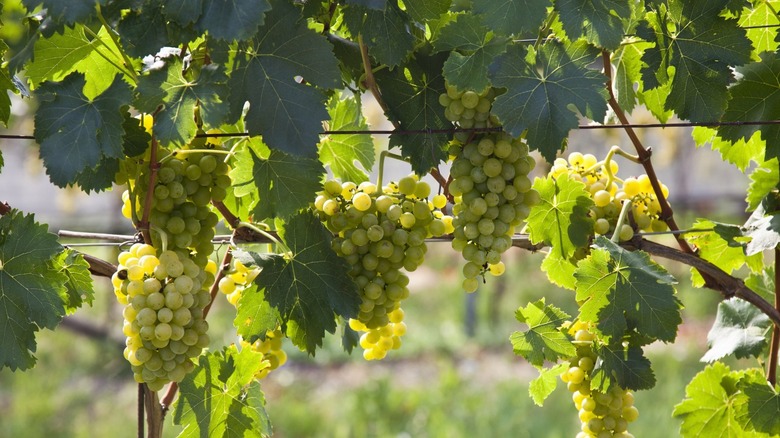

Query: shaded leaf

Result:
[702,298,771,362]
[342,3,414,68]
[403,0,450,22]
[591,343,656,392]
[735,370,780,436]
[472,0,551,36]
[555,0,631,50]
[510,299,575,367]
[194,0,271,41]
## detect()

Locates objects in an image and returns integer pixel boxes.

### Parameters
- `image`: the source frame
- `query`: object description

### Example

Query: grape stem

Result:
[138,134,159,245]
[767,248,779,386]
[161,148,230,163]
[611,200,633,243]
[237,221,289,254]
[377,151,410,193]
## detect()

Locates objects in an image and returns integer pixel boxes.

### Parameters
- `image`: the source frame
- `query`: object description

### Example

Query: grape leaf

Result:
[719,53,780,161]
[510,299,576,367]
[692,127,764,173]
[122,112,152,157]
[223,0,340,158]
[245,211,360,353]
[554,0,631,50]
[526,174,594,259]
[745,267,775,303]
[0,210,68,371]
[21,0,97,26]
[0,65,13,127]
[591,343,656,392]
[403,0,450,22]
[234,278,279,346]
[701,298,771,363]
[319,94,374,183]
[231,145,323,221]
[740,1,780,60]
[2,7,40,74]
[375,52,451,174]
[540,251,578,291]
[135,56,229,147]
[638,0,752,121]
[746,159,779,212]
[194,0,270,41]
[34,72,131,189]
[529,363,567,407]
[341,320,359,354]
[735,370,780,436]
[743,201,780,256]
[575,237,681,343]
[161,0,203,26]
[25,24,97,88]
[342,3,414,68]
[55,250,94,313]
[116,2,170,58]
[489,40,608,162]
[673,363,759,438]
[686,219,763,287]
[346,0,386,9]
[173,345,271,438]
[433,14,508,93]
[611,40,650,114]
[472,0,551,36]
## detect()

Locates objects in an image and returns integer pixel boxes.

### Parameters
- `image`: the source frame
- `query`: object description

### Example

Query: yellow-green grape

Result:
[245,328,288,379]
[115,244,214,391]
[218,259,260,307]
[349,308,406,361]
[550,152,671,241]
[440,82,496,131]
[560,321,639,437]
[449,132,538,288]
[314,175,452,332]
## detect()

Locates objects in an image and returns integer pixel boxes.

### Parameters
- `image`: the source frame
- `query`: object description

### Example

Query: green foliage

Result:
[194,0,271,41]
[510,299,575,367]
[591,343,655,392]
[0,210,69,370]
[734,369,780,436]
[692,127,764,172]
[702,298,771,362]
[489,40,608,162]
[343,3,414,68]
[236,212,360,353]
[575,237,681,344]
[746,159,780,212]
[555,0,631,50]
[743,200,780,256]
[472,0,551,36]
[174,345,272,437]
[685,219,763,287]
[57,250,94,313]
[528,363,567,406]
[319,94,375,183]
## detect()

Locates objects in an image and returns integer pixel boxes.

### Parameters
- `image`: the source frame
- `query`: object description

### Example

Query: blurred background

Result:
[0,93,759,437]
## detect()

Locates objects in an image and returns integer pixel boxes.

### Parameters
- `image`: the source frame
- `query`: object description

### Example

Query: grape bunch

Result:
[349,308,406,360]
[550,152,669,242]
[313,176,452,358]
[439,82,498,130]
[561,321,639,438]
[448,132,540,292]
[121,149,230,267]
[114,244,214,391]
[219,258,289,379]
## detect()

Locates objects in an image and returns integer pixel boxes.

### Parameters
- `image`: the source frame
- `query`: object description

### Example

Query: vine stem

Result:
[139,136,159,245]
[359,35,397,130]
[767,249,780,385]
[138,384,144,438]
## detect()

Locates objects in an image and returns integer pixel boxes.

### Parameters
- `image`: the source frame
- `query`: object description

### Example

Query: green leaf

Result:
[554,0,631,50]
[341,320,359,354]
[529,363,567,407]
[510,299,576,367]
[701,298,771,363]
[231,145,323,221]
[34,72,131,189]
[319,94,374,183]
[591,343,656,392]
[194,0,271,41]
[743,201,780,256]
[342,4,414,68]
[472,0,551,36]
[575,237,681,343]
[224,0,340,158]
[719,53,780,161]
[173,345,272,438]
[746,159,779,212]
[611,40,648,114]
[55,250,94,313]
[686,219,763,287]
[638,0,752,121]
[161,0,203,26]
[433,14,508,92]
[234,270,279,346]
[248,211,360,353]
[692,127,764,173]
[346,0,387,9]
[0,210,68,371]
[375,53,451,174]
[735,370,780,436]
[135,56,229,147]
[403,0,450,22]
[0,65,13,127]
[122,112,152,157]
[116,2,170,58]
[540,251,578,290]
[745,267,775,303]
[526,174,594,259]
[489,40,608,162]
[25,24,96,88]
[740,1,780,60]
[22,0,97,26]
[673,363,758,438]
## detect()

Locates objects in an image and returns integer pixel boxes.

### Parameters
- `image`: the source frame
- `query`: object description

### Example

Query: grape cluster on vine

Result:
[550,151,669,241]
[441,82,541,292]
[114,244,214,391]
[313,175,452,359]
[561,321,639,438]
[219,259,288,378]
